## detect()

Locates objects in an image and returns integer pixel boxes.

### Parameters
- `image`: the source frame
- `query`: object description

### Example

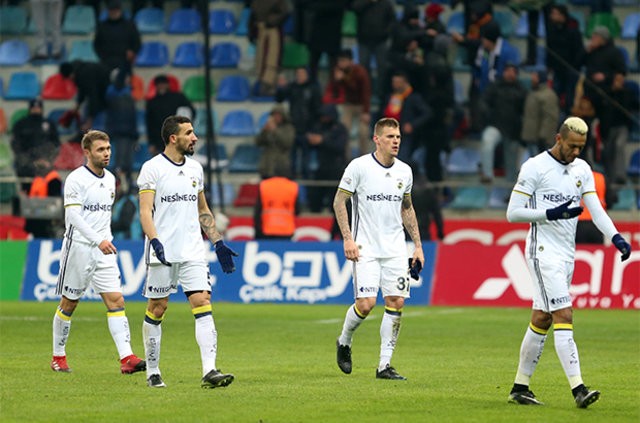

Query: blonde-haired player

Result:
[506,117,632,408]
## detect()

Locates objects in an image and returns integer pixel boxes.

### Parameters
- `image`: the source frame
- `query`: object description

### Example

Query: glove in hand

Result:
[546,199,583,221]
[215,240,239,273]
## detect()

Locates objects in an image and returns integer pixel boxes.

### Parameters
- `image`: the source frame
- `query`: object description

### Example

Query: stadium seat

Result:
[194,143,228,170]
[283,14,293,35]
[132,143,152,171]
[145,74,180,99]
[282,42,310,68]
[42,74,77,100]
[62,5,96,34]
[0,39,30,66]
[216,75,250,102]
[233,182,259,207]
[209,9,237,34]
[220,111,256,137]
[194,108,219,135]
[48,108,78,135]
[570,11,586,33]
[235,7,250,36]
[4,72,40,100]
[521,46,546,71]
[493,11,513,38]
[54,141,84,170]
[228,143,261,172]
[135,41,169,67]
[130,74,145,101]
[446,146,480,175]
[515,11,545,38]
[0,108,7,134]
[446,11,464,35]
[9,108,28,130]
[210,182,235,207]
[628,149,640,178]
[251,81,275,102]
[621,13,640,40]
[488,186,510,209]
[610,188,636,211]
[586,12,620,38]
[183,75,215,103]
[448,186,489,210]
[68,39,99,62]
[256,111,270,132]
[167,8,201,34]
[342,10,357,36]
[134,7,164,34]
[172,41,204,67]
[210,42,241,68]
[0,6,27,34]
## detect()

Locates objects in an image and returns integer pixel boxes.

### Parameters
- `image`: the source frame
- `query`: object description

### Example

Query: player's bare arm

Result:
[401,194,424,265]
[198,191,223,243]
[139,190,159,240]
[333,189,359,261]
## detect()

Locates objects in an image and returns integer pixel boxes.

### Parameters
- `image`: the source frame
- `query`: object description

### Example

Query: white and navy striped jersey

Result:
[514,151,595,261]
[338,153,413,258]
[63,166,116,244]
[137,153,205,263]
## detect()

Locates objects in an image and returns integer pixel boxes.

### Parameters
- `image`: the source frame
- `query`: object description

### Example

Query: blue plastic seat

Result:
[216,75,250,102]
[622,13,640,39]
[448,186,489,210]
[283,14,293,35]
[515,11,545,38]
[446,12,464,34]
[210,42,240,68]
[235,7,250,36]
[62,5,96,34]
[628,149,640,178]
[48,108,78,135]
[172,41,204,67]
[0,39,30,66]
[135,41,169,67]
[493,11,513,38]
[194,108,219,135]
[488,186,510,209]
[610,188,636,211]
[220,111,256,136]
[521,46,546,71]
[256,111,270,132]
[209,9,236,34]
[4,72,40,100]
[134,7,164,34]
[68,39,99,62]
[167,8,201,34]
[132,143,152,172]
[0,6,27,34]
[446,146,480,175]
[210,183,235,206]
[228,144,261,173]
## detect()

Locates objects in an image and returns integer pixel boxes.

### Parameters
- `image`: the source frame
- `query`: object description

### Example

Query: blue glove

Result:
[546,199,583,221]
[612,233,631,262]
[215,240,239,273]
[150,238,171,266]
[408,259,422,281]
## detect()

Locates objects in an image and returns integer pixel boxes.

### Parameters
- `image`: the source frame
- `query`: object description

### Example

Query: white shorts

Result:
[56,239,121,300]
[527,258,574,313]
[353,256,411,299]
[143,260,210,299]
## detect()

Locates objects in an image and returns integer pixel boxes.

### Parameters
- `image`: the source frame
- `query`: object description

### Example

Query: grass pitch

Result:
[0,302,638,422]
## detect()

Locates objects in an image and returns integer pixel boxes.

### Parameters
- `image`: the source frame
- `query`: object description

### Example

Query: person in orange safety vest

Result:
[254,162,300,240]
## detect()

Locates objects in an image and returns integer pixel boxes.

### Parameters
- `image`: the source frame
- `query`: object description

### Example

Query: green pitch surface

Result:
[1,302,638,422]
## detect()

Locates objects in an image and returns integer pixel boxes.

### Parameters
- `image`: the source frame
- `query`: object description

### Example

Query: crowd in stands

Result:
[1,0,639,241]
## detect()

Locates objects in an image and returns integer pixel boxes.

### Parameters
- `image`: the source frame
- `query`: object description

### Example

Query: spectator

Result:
[387,5,426,97]
[25,156,63,238]
[546,3,584,114]
[328,49,372,158]
[250,0,291,97]
[451,0,493,67]
[520,3,553,66]
[111,176,142,240]
[407,160,444,241]
[424,3,447,52]
[59,60,111,131]
[255,105,296,179]
[145,75,195,155]
[275,67,323,178]
[93,0,142,73]
[10,98,60,192]
[31,0,64,60]
[521,67,560,155]
[479,63,527,183]
[254,162,300,240]
[381,71,430,163]
[306,104,349,212]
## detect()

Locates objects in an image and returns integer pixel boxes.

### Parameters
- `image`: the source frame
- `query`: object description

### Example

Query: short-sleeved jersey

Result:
[338,153,413,258]
[513,151,595,261]
[63,165,116,244]
[137,154,205,263]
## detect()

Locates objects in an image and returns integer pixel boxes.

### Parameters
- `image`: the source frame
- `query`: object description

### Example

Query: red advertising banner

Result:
[432,244,640,309]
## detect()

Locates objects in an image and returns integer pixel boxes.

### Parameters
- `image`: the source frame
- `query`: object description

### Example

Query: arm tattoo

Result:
[401,195,422,248]
[199,212,222,243]
[333,190,353,241]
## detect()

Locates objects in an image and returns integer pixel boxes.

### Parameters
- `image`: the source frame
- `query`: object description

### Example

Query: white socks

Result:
[193,305,217,377]
[107,308,133,360]
[143,310,163,377]
[514,323,548,386]
[338,304,366,347]
[52,306,71,356]
[554,323,584,389]
[378,307,402,371]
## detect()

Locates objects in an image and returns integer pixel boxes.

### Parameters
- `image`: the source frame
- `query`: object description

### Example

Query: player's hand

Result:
[408,258,422,281]
[612,233,631,261]
[546,199,583,221]
[98,240,117,255]
[343,239,359,262]
[150,238,171,266]
[214,240,239,273]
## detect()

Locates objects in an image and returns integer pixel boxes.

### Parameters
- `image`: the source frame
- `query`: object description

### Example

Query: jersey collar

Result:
[371,152,394,169]
[546,150,569,166]
[83,165,105,178]
[161,153,186,167]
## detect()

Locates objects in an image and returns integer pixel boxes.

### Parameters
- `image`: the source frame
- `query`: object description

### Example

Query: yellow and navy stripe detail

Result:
[144,309,164,325]
[384,306,403,316]
[192,305,212,319]
[582,191,597,197]
[107,308,126,318]
[554,323,573,331]
[353,304,366,319]
[56,306,72,321]
[337,187,353,196]
[139,189,155,194]
[64,203,82,208]
[512,189,531,197]
[529,322,548,335]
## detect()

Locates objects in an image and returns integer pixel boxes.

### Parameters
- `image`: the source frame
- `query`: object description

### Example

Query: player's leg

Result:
[51,296,79,372]
[181,262,233,389]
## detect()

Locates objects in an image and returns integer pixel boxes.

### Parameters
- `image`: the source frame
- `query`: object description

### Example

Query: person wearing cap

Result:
[255,105,295,179]
[521,67,560,155]
[10,98,60,192]
[505,116,632,408]
[93,0,142,73]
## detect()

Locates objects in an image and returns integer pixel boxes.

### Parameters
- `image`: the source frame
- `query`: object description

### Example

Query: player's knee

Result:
[551,307,573,325]
[148,302,167,319]
[59,296,79,314]
[355,299,375,316]
[531,310,552,329]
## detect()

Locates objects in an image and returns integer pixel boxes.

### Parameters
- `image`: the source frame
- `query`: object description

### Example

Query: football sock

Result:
[378,307,402,371]
[338,304,366,347]
[193,305,217,377]
[143,310,163,377]
[554,323,584,389]
[513,322,548,387]
[107,308,133,360]
[52,306,72,356]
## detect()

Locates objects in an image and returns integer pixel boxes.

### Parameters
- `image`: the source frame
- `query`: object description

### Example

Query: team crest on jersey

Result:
[190,176,197,188]
[397,179,403,190]
[576,180,582,188]
[110,191,115,199]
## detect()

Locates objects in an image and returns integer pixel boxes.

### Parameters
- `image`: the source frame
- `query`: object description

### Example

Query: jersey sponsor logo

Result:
[63,286,85,296]
[146,285,173,294]
[359,286,378,294]
[550,295,571,306]
[83,203,112,212]
[541,193,580,203]
[365,193,403,202]
[159,193,198,203]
